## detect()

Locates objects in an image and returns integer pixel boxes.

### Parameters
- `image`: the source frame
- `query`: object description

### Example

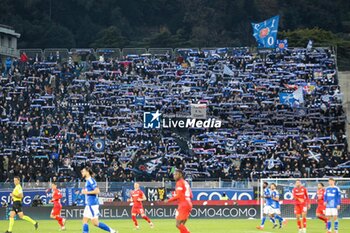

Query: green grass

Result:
[0,219,349,233]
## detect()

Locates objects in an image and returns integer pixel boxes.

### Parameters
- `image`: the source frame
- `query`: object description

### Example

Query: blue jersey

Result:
[85,177,99,206]
[271,190,280,209]
[324,186,341,208]
[264,188,273,206]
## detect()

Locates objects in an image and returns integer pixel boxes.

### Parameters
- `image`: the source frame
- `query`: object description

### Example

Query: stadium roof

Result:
[0,24,20,38]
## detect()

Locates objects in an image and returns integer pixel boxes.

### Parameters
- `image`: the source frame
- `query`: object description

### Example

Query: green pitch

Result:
[0,219,349,233]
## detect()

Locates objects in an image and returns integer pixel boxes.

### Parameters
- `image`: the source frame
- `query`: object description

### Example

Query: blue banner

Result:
[122,185,134,201]
[192,189,254,201]
[0,190,50,206]
[92,139,105,152]
[71,188,85,206]
[67,187,74,206]
[135,96,146,106]
[252,15,279,48]
[276,39,288,52]
[279,92,296,106]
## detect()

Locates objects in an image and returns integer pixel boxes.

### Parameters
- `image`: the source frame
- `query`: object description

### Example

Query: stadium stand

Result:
[0,47,349,183]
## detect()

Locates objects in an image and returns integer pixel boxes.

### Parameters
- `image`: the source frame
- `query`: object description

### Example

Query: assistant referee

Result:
[5,176,39,233]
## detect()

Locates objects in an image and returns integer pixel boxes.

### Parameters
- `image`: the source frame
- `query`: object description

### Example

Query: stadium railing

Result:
[18,48,43,60]
[43,48,70,62]
[121,48,148,57]
[96,48,122,59]
[17,46,334,61]
[148,48,173,58]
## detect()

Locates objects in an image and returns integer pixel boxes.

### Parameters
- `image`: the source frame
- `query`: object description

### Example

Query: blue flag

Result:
[279,88,304,107]
[135,96,146,106]
[307,40,313,50]
[279,92,296,106]
[252,16,279,48]
[276,39,288,52]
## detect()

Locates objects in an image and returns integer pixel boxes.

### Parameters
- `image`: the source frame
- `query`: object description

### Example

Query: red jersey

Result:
[131,189,144,209]
[52,189,63,207]
[292,186,309,205]
[168,178,193,207]
[316,188,325,207]
[20,53,28,63]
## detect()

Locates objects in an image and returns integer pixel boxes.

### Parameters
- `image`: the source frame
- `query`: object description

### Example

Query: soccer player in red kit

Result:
[292,180,310,233]
[128,183,153,230]
[315,183,327,225]
[50,183,66,230]
[165,169,193,233]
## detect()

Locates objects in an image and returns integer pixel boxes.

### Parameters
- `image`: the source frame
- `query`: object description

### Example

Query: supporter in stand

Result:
[0,48,348,182]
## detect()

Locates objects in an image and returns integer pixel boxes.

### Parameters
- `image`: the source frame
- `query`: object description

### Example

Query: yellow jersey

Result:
[12,184,23,202]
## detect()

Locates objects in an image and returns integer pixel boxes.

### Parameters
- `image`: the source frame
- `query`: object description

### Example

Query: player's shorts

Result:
[316,205,326,215]
[325,208,338,216]
[83,205,100,219]
[294,204,307,215]
[176,204,192,221]
[11,201,23,214]
[51,206,62,216]
[263,205,274,215]
[132,206,145,215]
[272,208,281,215]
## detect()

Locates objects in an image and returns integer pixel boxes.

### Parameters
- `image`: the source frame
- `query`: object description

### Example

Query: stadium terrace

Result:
[2,2,350,232]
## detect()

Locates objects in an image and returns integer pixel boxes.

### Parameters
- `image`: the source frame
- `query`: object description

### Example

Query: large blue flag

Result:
[279,92,296,106]
[279,87,304,107]
[252,15,279,48]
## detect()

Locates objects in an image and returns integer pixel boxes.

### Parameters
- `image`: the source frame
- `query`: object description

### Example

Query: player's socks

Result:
[178,224,190,233]
[22,215,36,225]
[334,220,339,231]
[327,221,331,231]
[275,214,283,224]
[132,215,138,227]
[269,217,276,224]
[142,216,151,223]
[83,223,89,233]
[55,216,64,226]
[318,216,327,223]
[302,217,307,228]
[260,216,266,226]
[297,219,301,229]
[97,222,111,232]
[8,217,14,232]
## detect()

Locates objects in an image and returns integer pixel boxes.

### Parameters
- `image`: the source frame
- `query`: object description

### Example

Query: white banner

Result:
[191,104,207,119]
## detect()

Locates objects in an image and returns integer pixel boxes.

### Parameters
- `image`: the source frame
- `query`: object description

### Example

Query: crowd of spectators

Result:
[0,47,349,183]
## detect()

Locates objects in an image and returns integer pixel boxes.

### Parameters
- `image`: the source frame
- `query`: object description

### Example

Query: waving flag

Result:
[307,40,313,50]
[267,155,275,169]
[279,87,304,107]
[293,86,304,104]
[92,139,105,152]
[223,65,234,76]
[303,84,316,94]
[276,39,288,52]
[252,15,279,48]
[279,92,296,106]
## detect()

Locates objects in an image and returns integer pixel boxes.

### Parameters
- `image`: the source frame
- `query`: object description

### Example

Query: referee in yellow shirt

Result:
[6,176,39,233]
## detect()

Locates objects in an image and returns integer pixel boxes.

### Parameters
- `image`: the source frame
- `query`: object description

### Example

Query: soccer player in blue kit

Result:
[256,182,277,230]
[81,167,117,233]
[270,183,287,229]
[324,178,341,233]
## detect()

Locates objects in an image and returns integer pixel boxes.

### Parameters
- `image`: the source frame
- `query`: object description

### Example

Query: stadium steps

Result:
[339,71,350,151]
